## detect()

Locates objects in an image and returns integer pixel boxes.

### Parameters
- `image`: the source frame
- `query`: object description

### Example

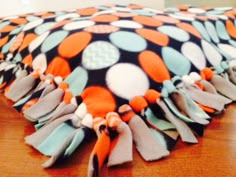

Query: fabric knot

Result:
[144,89,161,104]
[200,67,214,80]
[215,63,225,74]
[161,80,176,97]
[58,82,69,91]
[129,96,148,113]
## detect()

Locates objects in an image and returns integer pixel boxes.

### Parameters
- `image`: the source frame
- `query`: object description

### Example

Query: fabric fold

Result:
[183,84,231,112]
[119,104,170,161]
[106,112,133,167]
[5,72,39,102]
[23,83,67,122]
[129,96,178,150]
[210,74,236,101]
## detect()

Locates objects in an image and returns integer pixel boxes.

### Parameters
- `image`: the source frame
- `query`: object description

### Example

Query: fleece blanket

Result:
[0,3,236,177]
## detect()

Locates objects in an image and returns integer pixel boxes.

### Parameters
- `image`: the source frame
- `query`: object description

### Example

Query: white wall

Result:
[0,0,164,17]
[166,0,236,8]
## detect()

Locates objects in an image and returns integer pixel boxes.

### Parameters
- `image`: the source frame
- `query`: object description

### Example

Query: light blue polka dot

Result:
[41,30,69,53]
[131,9,155,16]
[109,31,147,52]
[82,41,120,70]
[26,16,41,22]
[229,40,236,48]
[158,25,190,42]
[216,21,230,40]
[12,53,22,62]
[204,21,219,43]
[206,10,225,15]
[192,21,211,42]
[162,47,191,76]
[9,25,24,35]
[35,22,57,35]
[55,11,66,16]
[64,67,88,96]
[164,7,179,12]
[0,21,10,30]
[1,36,16,54]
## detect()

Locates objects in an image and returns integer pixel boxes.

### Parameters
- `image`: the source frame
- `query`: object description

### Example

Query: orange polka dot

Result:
[133,16,163,27]
[0,25,17,33]
[201,7,212,11]
[224,11,235,19]
[136,28,169,46]
[0,36,9,48]
[92,15,119,22]
[10,18,28,25]
[139,50,170,83]
[226,20,236,38]
[41,12,55,18]
[177,22,202,39]
[154,15,180,24]
[18,33,38,52]
[127,4,143,9]
[81,86,116,118]
[10,32,25,53]
[195,16,208,21]
[0,53,4,60]
[77,7,98,16]
[22,54,33,67]
[58,31,92,59]
[45,56,71,78]
[176,5,189,11]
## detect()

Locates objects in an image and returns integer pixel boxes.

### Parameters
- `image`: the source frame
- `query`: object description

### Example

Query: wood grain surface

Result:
[0,94,236,177]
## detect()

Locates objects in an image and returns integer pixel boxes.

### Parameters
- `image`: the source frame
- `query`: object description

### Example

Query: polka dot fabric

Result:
[1,4,236,177]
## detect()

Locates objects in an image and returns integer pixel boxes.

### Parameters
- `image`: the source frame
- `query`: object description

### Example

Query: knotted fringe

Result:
[119,105,170,161]
[3,61,236,177]
[23,83,67,122]
[210,74,236,101]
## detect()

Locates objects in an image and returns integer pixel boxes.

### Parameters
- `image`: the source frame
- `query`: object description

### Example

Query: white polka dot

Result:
[188,8,206,14]
[2,15,19,20]
[111,20,143,29]
[215,7,233,11]
[29,31,50,52]
[201,40,222,66]
[113,7,131,12]
[217,43,236,58]
[106,63,149,100]
[56,13,80,22]
[169,13,195,21]
[91,9,116,17]
[63,20,95,31]
[205,21,219,43]
[181,42,206,70]
[32,53,47,73]
[23,19,44,31]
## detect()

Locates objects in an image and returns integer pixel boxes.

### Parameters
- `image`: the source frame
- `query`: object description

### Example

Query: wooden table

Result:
[0,94,236,177]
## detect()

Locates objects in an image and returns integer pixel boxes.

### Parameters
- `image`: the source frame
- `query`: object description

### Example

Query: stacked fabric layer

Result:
[0,4,236,177]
